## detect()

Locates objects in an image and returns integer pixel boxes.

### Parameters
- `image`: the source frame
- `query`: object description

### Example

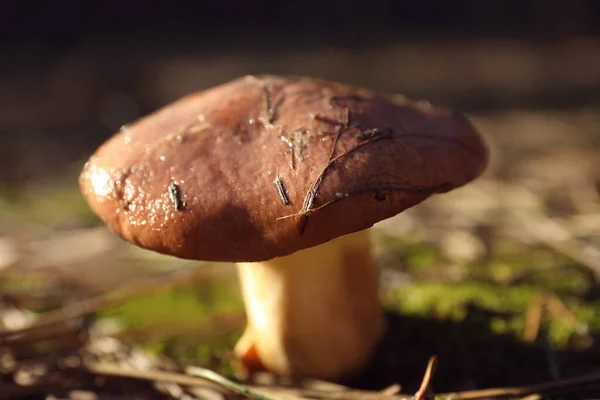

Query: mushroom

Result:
[79,75,488,381]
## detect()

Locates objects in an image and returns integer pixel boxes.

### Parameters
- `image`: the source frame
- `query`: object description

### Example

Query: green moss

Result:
[376,233,440,273]
[384,282,596,348]
[405,243,440,271]
[387,282,533,316]
[144,330,242,374]
[98,278,245,371]
[438,242,591,296]
[577,302,600,331]
[0,181,98,227]
[100,280,243,328]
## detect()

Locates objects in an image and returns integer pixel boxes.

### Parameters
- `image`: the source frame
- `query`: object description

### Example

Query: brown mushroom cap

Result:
[80,75,488,262]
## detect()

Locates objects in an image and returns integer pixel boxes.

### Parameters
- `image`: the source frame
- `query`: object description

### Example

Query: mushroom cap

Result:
[80,75,488,262]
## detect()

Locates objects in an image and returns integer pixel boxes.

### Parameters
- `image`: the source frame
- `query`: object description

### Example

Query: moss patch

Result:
[385,281,598,349]
[99,279,245,371]
[0,181,97,228]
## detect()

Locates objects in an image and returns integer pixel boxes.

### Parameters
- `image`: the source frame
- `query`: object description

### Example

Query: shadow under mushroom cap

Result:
[79,75,489,262]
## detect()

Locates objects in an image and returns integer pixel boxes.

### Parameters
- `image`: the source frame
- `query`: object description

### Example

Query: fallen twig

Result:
[187,365,282,400]
[413,355,437,400]
[523,294,544,342]
[438,372,600,399]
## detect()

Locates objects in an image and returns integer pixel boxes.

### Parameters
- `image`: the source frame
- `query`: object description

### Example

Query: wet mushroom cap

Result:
[80,75,488,262]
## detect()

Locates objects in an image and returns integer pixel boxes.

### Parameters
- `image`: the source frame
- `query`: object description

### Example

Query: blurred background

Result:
[1,0,600,396]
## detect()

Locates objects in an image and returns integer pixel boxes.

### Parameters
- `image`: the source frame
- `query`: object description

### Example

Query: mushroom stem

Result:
[234,229,386,380]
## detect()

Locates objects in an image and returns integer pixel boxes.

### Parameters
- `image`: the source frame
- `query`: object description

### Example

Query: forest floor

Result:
[1,38,599,399]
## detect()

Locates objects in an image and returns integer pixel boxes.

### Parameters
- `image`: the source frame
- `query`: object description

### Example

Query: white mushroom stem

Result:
[234,229,386,380]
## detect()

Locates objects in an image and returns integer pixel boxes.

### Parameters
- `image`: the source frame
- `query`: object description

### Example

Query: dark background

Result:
[3,1,600,43]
